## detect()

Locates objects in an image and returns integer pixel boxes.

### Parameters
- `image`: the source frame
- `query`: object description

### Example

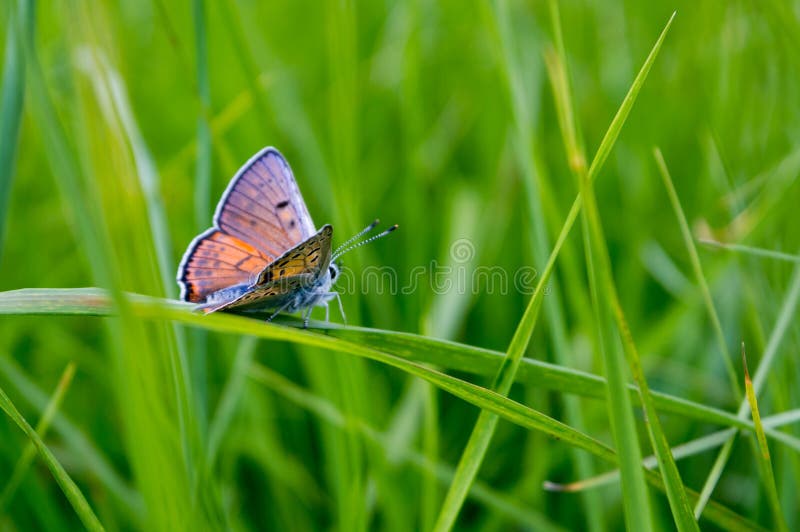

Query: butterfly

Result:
[176,146,396,327]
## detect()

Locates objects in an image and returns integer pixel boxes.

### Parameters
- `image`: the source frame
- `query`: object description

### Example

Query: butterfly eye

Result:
[329,265,337,279]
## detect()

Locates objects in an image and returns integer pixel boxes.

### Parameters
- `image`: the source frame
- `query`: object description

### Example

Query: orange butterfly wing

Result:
[177,147,318,304]
[178,230,273,303]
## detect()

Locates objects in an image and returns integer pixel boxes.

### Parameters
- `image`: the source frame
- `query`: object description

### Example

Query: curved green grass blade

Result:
[0,362,76,510]
[0,288,769,530]
[655,148,741,398]
[549,8,692,531]
[582,146,697,531]
[699,239,800,263]
[661,153,800,517]
[3,287,800,454]
[0,355,143,518]
[743,344,788,532]
[140,304,770,530]
[0,382,104,531]
[433,11,677,531]
[545,409,800,493]
[247,362,566,532]
[21,0,216,524]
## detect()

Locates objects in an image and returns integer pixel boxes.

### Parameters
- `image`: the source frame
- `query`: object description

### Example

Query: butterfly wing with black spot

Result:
[213,147,316,257]
[211,225,333,312]
[177,146,316,304]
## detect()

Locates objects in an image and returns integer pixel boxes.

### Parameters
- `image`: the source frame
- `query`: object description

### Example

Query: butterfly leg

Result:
[302,306,313,329]
[332,292,346,325]
[266,300,293,323]
[324,302,330,323]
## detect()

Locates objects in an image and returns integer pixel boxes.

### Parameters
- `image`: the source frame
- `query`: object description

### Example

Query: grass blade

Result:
[206,336,257,465]
[0,382,104,531]
[583,175,703,529]
[0,288,770,530]
[654,148,741,397]
[549,7,693,530]
[247,362,566,532]
[192,0,213,231]
[571,38,699,527]
[433,10,676,531]
[0,355,143,518]
[699,239,800,263]
[742,344,788,532]
[4,287,800,453]
[0,1,26,259]
[0,362,76,509]
[545,409,800,492]
[656,148,800,516]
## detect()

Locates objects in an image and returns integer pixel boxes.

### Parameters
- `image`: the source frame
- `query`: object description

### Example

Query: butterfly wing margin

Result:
[213,147,317,257]
[177,228,272,303]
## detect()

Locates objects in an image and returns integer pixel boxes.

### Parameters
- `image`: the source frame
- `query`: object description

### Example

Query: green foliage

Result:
[1,0,799,530]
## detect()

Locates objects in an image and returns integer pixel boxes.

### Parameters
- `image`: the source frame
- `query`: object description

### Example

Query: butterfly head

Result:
[328,262,340,282]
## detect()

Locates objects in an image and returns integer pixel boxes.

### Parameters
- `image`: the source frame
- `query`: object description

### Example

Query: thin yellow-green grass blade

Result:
[77,34,201,487]
[493,1,601,526]
[699,239,800,263]
[0,1,26,259]
[0,362,76,509]
[656,149,800,516]
[654,148,741,397]
[0,382,104,532]
[22,0,214,525]
[433,10,676,531]
[18,0,111,288]
[545,409,800,492]
[579,158,654,530]
[696,259,800,517]
[581,155,697,530]
[742,344,788,532]
[0,355,143,518]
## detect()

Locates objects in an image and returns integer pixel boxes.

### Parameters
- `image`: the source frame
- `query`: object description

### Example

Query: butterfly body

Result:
[200,225,339,316]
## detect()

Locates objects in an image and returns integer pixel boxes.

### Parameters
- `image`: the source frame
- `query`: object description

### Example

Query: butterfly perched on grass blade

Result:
[177,147,396,327]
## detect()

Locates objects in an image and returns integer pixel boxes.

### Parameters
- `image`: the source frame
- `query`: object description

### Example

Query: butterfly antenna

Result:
[333,224,398,260]
[333,219,380,257]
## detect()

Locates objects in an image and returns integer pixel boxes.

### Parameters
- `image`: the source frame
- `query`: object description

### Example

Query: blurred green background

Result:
[1,0,799,530]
